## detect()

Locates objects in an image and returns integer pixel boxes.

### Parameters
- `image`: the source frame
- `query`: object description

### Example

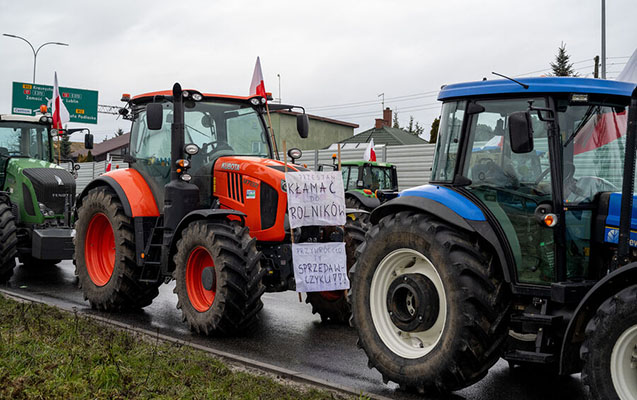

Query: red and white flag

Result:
[364,139,377,162]
[105,153,112,172]
[249,56,267,102]
[52,72,70,130]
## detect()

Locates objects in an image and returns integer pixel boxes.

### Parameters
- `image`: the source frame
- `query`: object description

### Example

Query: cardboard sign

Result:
[285,171,346,229]
[292,242,349,292]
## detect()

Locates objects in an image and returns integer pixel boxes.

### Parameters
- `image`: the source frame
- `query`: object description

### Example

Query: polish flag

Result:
[52,72,70,130]
[364,139,377,162]
[105,154,112,172]
[249,56,267,102]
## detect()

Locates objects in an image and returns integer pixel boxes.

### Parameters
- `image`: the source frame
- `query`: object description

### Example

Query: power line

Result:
[307,90,439,111]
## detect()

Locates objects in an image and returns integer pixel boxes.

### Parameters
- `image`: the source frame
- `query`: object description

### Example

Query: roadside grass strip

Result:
[0,294,354,400]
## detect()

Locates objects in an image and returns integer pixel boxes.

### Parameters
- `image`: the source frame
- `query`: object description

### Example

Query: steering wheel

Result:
[201,141,234,157]
[534,167,551,186]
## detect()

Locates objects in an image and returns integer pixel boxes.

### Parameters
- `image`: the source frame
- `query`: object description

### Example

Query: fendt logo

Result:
[221,162,240,171]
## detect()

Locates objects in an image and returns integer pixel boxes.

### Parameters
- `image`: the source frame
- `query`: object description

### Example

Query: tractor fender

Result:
[370,184,512,282]
[346,190,380,210]
[559,262,637,375]
[76,169,159,218]
[166,209,247,273]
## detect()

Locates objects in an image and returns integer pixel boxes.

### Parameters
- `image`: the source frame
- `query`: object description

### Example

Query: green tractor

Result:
[350,77,637,399]
[320,158,399,211]
[0,113,91,280]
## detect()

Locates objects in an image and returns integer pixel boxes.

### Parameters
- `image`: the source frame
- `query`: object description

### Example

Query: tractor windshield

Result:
[0,122,51,163]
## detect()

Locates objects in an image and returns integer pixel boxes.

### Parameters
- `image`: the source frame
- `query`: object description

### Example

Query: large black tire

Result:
[581,285,637,400]
[349,211,510,393]
[74,187,161,310]
[305,217,366,323]
[173,220,265,336]
[0,202,17,282]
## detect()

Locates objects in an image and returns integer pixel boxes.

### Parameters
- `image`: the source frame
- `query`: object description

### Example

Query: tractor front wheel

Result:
[74,187,160,310]
[173,220,265,335]
[305,217,366,323]
[581,285,637,400]
[0,202,17,282]
[349,211,510,393]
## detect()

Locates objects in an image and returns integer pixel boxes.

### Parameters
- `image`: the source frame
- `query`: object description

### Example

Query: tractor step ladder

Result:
[505,300,563,365]
[139,217,165,283]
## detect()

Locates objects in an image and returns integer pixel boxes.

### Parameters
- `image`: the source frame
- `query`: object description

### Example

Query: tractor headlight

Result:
[184,143,199,155]
[180,173,192,182]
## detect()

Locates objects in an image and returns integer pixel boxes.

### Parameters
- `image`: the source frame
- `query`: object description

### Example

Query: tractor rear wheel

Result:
[173,220,265,335]
[349,211,510,393]
[305,217,366,323]
[74,187,160,310]
[581,284,637,400]
[0,202,17,282]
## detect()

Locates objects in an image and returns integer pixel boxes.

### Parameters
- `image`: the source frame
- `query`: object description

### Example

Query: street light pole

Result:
[3,33,69,83]
[601,0,606,79]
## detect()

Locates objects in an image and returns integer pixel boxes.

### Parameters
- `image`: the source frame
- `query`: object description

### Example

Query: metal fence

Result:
[284,143,437,191]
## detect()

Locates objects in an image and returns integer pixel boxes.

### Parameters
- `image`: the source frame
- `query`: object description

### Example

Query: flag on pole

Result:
[249,57,267,101]
[364,139,377,162]
[105,153,112,172]
[52,72,70,130]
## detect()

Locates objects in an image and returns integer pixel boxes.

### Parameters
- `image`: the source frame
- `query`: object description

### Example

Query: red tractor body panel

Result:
[102,168,160,217]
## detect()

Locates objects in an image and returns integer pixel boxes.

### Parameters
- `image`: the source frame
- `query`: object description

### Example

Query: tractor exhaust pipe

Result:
[171,82,185,182]
[616,86,637,268]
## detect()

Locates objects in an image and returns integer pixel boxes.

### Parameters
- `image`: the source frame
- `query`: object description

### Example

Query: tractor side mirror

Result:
[146,103,164,130]
[84,133,94,150]
[508,111,534,154]
[297,114,309,138]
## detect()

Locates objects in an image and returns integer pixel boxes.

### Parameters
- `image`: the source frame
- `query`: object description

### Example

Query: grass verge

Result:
[0,294,355,399]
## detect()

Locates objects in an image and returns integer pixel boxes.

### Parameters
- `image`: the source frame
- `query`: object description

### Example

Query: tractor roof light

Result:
[191,92,203,101]
[250,97,261,106]
[39,116,48,123]
[39,105,47,113]
[121,93,131,102]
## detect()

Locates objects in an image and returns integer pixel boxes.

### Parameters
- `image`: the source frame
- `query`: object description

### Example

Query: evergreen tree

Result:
[429,117,440,144]
[60,134,72,159]
[86,150,93,162]
[550,42,578,77]
[392,111,400,128]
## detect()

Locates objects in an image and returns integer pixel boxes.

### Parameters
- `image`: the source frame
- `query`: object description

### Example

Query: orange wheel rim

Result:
[319,290,344,302]
[84,212,115,286]
[186,246,216,312]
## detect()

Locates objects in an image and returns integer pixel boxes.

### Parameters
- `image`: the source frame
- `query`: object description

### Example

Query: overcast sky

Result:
[1,0,635,143]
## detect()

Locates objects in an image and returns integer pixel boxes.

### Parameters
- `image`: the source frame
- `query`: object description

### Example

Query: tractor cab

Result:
[431,78,634,287]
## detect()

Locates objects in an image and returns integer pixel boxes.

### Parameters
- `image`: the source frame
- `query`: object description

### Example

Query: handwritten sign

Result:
[285,171,346,229]
[292,242,349,292]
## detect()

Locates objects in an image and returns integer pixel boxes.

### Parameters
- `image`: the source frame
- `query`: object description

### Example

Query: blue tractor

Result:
[350,77,637,400]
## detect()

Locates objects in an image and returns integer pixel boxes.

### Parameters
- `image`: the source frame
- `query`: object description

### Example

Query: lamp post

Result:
[3,33,68,83]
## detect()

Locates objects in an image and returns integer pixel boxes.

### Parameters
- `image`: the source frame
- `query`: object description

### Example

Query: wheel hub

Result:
[201,266,215,291]
[386,273,439,332]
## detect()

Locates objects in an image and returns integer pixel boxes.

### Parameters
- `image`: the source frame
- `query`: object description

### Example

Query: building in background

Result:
[269,110,358,151]
[337,108,427,148]
[72,132,130,161]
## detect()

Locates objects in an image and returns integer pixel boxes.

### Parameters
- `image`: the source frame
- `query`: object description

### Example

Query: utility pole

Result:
[277,74,281,104]
[601,0,606,79]
[378,93,384,110]
[594,55,600,78]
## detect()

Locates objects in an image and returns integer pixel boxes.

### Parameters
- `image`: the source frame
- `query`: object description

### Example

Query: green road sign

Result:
[11,81,99,124]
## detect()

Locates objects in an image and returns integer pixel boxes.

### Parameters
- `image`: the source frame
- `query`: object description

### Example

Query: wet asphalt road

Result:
[2,260,586,400]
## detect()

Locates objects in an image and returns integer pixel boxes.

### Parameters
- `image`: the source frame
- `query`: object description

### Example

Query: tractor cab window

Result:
[342,166,357,190]
[364,166,394,191]
[431,101,466,182]
[463,97,555,285]
[0,122,51,162]
[558,99,627,204]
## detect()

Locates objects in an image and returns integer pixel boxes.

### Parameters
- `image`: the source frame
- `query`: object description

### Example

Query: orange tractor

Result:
[74,83,364,334]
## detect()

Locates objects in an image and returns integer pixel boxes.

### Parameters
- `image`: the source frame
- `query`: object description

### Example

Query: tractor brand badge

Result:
[242,177,259,189]
[220,162,240,171]
[606,228,619,244]
[55,175,64,186]
[246,189,256,199]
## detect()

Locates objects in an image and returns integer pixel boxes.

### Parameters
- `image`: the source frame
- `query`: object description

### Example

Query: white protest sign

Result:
[292,242,349,292]
[285,171,346,229]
